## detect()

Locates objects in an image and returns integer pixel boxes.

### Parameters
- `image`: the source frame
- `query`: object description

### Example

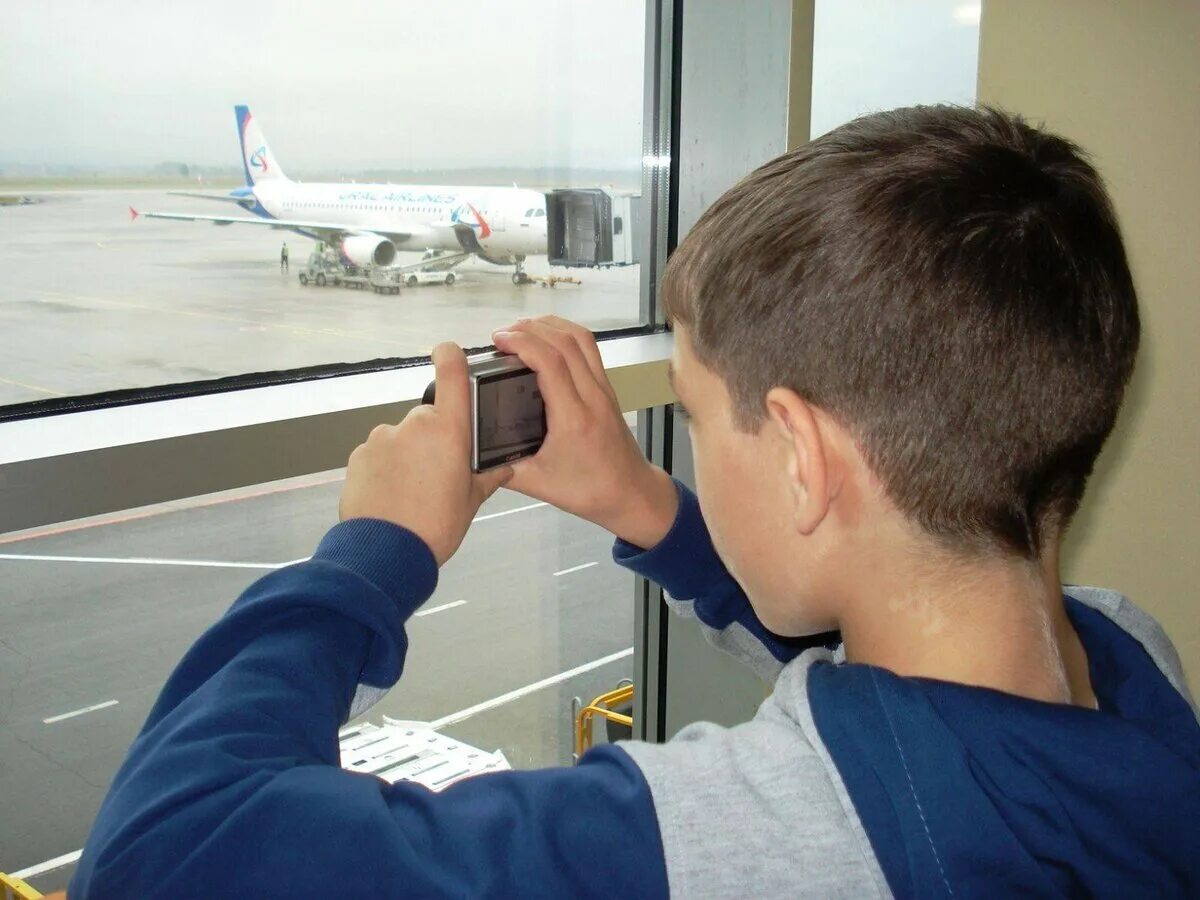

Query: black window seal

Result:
[0,324,664,424]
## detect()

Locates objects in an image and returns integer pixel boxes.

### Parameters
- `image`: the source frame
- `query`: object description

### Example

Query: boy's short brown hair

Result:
[664,105,1139,558]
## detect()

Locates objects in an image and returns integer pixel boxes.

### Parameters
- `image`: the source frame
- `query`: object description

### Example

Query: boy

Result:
[70,106,1198,897]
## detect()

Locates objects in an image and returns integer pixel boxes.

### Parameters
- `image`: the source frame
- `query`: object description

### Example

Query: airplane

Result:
[131,105,549,284]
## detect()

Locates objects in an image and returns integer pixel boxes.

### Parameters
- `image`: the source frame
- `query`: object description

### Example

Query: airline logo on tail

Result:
[234,104,286,186]
[249,145,270,174]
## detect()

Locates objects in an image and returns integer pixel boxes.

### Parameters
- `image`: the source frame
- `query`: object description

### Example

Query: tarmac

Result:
[0,189,643,407]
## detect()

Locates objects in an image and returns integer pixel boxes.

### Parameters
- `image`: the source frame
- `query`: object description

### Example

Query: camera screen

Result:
[476,369,546,469]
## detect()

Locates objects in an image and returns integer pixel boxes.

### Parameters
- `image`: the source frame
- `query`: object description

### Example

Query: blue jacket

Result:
[70,482,1200,898]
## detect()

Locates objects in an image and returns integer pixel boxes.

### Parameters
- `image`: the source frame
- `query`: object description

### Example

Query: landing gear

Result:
[512,258,531,285]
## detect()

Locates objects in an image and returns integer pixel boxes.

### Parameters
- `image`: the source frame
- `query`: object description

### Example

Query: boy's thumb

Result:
[478,465,515,499]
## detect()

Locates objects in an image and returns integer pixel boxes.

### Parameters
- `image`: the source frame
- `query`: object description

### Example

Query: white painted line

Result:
[414,600,467,618]
[12,849,83,880]
[472,502,548,523]
[4,504,552,573]
[43,699,120,724]
[430,647,634,731]
[0,553,286,570]
[554,561,599,577]
[271,502,549,568]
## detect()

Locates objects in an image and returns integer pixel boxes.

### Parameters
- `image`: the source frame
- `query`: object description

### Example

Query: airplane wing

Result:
[130,208,417,244]
[166,191,250,203]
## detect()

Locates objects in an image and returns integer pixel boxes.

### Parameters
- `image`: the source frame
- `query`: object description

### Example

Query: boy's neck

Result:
[835,532,1096,708]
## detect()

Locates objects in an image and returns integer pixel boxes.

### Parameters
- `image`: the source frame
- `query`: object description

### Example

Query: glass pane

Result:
[0,470,635,892]
[0,0,648,410]
[811,0,980,139]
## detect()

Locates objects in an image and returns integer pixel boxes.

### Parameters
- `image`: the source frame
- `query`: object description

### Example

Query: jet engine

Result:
[340,234,396,267]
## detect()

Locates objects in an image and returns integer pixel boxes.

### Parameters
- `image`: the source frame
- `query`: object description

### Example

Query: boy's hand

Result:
[338,343,512,566]
[492,316,678,549]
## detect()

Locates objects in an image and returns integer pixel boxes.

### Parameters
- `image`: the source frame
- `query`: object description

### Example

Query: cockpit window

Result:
[535,209,545,217]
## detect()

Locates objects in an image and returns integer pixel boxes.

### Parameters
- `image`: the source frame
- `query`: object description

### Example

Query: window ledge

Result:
[0,332,674,534]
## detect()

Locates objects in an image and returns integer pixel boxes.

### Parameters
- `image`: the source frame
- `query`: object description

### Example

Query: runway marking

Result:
[430,647,634,730]
[11,849,83,880]
[241,503,550,569]
[0,473,344,546]
[43,699,119,724]
[0,373,64,397]
[554,561,598,577]
[473,502,548,522]
[414,600,467,618]
[0,553,286,570]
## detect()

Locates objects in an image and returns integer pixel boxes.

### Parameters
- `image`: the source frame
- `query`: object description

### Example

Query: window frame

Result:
[0,332,673,535]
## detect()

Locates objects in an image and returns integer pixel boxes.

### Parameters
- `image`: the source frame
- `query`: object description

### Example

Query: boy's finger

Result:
[476,464,514,501]
[492,329,584,416]
[431,342,470,426]
[509,320,610,407]
[536,316,610,390]
[501,454,540,496]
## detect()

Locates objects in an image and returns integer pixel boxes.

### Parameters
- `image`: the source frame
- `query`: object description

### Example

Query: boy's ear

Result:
[764,387,831,535]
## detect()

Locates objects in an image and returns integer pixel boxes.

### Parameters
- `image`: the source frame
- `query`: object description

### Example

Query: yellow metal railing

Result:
[574,683,634,762]
[0,871,44,900]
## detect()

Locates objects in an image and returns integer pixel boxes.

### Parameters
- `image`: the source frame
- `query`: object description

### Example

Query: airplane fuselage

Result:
[252,181,548,264]
[139,106,551,275]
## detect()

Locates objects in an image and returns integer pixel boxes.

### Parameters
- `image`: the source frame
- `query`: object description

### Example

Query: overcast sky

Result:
[1,0,647,171]
[2,1,977,172]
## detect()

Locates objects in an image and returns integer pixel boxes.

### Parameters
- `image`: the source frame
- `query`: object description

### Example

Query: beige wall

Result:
[978,1,1200,693]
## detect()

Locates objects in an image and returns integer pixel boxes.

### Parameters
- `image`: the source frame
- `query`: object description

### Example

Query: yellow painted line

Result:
[0,472,343,546]
[0,374,64,397]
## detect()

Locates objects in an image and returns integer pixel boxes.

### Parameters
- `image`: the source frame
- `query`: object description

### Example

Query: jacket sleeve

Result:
[613,479,838,682]
[69,518,668,900]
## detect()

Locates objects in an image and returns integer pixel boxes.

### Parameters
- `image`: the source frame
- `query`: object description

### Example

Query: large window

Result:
[0,0,652,412]
[0,0,676,891]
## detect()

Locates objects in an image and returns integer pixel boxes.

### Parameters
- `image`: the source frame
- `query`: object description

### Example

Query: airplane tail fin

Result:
[234,105,288,186]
